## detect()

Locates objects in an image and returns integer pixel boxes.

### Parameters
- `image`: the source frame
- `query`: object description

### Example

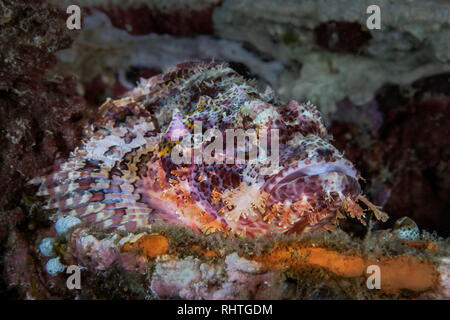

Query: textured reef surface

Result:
[5,221,450,299]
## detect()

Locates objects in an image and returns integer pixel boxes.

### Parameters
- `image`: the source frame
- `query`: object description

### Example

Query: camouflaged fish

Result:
[31,61,388,237]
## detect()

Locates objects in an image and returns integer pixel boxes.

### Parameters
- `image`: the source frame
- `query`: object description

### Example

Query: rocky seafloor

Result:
[0,0,449,299]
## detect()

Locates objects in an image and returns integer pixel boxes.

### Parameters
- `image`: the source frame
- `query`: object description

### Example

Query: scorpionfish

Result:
[31,61,387,237]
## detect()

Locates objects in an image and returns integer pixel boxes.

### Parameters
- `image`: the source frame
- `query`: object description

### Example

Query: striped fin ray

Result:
[28,159,86,186]
[115,211,154,231]
[52,189,153,231]
[44,189,139,211]
[31,100,158,232]
[86,208,153,230]
[38,175,135,198]
[35,163,154,232]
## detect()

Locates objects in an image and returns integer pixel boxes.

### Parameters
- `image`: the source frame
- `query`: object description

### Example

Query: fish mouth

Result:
[264,160,360,204]
[276,163,357,185]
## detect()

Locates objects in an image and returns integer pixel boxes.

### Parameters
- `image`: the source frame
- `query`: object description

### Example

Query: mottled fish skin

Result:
[30,61,388,237]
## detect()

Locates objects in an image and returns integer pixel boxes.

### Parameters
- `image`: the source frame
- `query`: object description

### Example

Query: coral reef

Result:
[9,222,450,299]
[376,98,450,235]
[0,0,83,210]
[330,84,450,237]
[0,0,89,298]
[213,0,450,115]
[53,9,283,106]
[46,0,450,117]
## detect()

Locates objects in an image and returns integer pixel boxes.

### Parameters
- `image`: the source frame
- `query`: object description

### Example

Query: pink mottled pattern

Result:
[31,62,387,237]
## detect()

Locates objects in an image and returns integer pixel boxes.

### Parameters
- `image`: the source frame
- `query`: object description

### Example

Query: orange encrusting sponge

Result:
[122,234,170,258]
[121,234,440,294]
[253,243,439,294]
